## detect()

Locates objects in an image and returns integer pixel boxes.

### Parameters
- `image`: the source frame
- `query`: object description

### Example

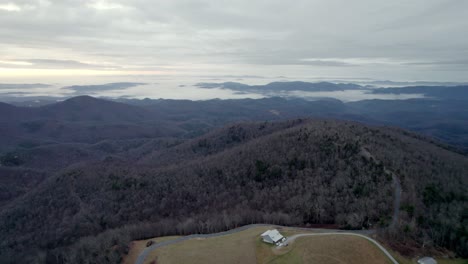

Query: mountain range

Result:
[0,90,467,263]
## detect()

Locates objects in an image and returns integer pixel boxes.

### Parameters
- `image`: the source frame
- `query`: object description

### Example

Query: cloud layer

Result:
[1,0,468,81]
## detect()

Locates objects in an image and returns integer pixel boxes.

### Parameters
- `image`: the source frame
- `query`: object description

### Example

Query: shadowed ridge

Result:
[38,95,155,122]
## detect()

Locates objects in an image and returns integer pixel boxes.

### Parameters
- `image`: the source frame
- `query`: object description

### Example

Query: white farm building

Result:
[261,229,286,245]
[417,257,437,264]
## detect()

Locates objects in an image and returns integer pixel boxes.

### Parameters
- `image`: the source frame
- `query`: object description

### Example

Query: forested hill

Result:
[0,119,467,263]
[2,95,468,154]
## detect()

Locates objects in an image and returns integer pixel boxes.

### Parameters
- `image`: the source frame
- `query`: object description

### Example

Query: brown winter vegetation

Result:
[0,96,467,264]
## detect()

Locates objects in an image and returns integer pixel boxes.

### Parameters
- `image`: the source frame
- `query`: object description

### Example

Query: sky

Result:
[1,0,468,83]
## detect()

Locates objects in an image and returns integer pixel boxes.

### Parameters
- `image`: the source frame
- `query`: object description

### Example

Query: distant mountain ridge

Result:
[195,81,364,93]
[1,95,468,152]
[0,96,180,149]
[372,85,468,100]
[0,95,154,122]
[38,95,154,122]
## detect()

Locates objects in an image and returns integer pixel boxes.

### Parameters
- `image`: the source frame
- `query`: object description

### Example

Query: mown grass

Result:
[145,226,271,264]
[124,227,468,264]
[258,235,393,264]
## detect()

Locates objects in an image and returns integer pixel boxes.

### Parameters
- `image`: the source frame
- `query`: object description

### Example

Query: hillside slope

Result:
[0,119,466,263]
[0,97,182,150]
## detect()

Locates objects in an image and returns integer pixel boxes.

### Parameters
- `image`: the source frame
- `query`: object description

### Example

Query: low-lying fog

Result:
[0,75,430,102]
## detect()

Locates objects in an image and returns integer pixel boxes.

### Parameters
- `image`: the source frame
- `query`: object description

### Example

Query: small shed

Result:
[261,229,285,244]
[418,257,437,264]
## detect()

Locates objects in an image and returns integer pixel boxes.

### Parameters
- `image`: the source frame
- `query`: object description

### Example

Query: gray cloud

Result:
[27,59,120,69]
[0,83,51,89]
[0,0,467,81]
[0,59,121,69]
[405,60,468,67]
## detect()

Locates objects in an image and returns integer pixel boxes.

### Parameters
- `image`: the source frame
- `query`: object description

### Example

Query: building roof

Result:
[261,229,284,242]
[418,257,437,264]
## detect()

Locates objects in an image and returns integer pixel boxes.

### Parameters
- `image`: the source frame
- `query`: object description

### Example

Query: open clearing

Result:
[127,226,468,264]
[258,234,393,264]
[142,226,269,264]
[134,226,394,264]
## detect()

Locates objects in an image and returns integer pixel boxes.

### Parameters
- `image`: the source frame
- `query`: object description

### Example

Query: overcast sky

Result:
[1,0,468,82]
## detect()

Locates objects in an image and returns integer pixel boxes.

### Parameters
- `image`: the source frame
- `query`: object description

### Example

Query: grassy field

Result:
[129,226,395,264]
[124,227,468,264]
[257,235,393,264]
[143,226,270,264]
